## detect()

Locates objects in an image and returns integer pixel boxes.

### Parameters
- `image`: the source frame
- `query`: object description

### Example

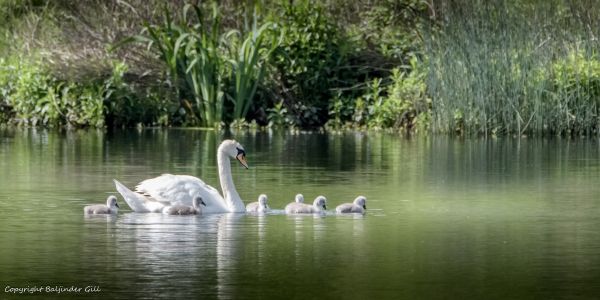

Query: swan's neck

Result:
[217,150,246,212]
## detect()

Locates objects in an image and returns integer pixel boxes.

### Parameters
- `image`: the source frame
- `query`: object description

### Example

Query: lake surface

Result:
[1,128,600,299]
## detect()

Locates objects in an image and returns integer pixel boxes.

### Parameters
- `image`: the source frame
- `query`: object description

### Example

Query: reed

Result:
[115,3,224,127]
[224,8,280,122]
[425,0,600,136]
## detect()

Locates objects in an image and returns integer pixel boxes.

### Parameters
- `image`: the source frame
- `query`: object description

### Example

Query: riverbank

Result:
[1,1,600,136]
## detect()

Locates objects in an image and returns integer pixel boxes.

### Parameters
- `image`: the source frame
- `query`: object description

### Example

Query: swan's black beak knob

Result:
[236,148,249,169]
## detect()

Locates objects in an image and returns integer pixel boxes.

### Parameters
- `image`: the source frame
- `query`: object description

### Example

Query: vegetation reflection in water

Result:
[0,128,600,299]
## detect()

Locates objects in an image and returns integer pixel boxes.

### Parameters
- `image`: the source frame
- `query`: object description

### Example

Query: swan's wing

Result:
[114,179,167,212]
[135,174,227,213]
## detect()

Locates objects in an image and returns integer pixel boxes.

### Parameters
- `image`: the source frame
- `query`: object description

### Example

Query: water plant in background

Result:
[425,0,600,136]
[119,3,281,128]
[268,2,348,126]
[545,50,600,135]
[0,55,169,127]
[266,100,291,128]
[117,3,224,127]
[223,8,281,123]
[326,92,354,129]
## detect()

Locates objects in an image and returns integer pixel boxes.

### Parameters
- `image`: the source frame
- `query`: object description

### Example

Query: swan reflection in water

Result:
[112,212,245,299]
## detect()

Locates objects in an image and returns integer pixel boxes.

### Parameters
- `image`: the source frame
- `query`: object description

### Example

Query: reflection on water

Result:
[1,128,600,299]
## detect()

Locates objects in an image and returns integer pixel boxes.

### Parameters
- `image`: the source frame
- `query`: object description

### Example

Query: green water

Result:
[1,128,600,299]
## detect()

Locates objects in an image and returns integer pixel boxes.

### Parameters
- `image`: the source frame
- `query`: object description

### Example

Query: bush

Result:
[268,2,349,127]
[0,57,171,127]
[375,59,430,132]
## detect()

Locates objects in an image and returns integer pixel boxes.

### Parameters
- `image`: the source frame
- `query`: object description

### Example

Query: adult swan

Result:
[113,140,249,213]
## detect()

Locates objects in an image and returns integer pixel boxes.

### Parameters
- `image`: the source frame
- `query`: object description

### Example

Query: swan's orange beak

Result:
[237,154,249,169]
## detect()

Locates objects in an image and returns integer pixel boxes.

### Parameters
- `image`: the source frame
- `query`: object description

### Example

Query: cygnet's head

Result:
[313,196,327,210]
[193,196,206,208]
[258,194,268,208]
[219,140,248,169]
[354,196,367,209]
[107,195,119,209]
[295,194,304,203]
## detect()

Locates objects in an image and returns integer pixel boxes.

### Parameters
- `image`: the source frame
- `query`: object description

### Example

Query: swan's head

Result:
[193,196,206,208]
[220,140,249,169]
[295,194,304,203]
[313,196,327,210]
[107,195,119,209]
[354,196,367,209]
[258,194,268,208]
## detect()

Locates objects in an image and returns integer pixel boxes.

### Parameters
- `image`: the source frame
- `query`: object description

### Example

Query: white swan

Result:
[84,195,119,214]
[294,194,304,203]
[335,196,367,214]
[113,139,249,213]
[246,194,270,213]
[163,196,206,215]
[285,196,327,214]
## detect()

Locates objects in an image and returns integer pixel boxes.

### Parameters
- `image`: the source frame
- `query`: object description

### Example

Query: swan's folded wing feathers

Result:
[133,174,225,212]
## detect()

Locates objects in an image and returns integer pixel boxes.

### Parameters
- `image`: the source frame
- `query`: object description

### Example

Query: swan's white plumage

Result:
[114,140,248,213]
[285,196,327,214]
[335,196,367,214]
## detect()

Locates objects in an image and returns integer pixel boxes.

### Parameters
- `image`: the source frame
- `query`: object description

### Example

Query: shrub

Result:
[268,2,349,127]
[0,57,170,127]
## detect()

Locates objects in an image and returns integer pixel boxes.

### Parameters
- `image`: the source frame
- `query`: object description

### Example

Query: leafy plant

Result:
[224,9,281,122]
[268,2,348,126]
[266,100,291,128]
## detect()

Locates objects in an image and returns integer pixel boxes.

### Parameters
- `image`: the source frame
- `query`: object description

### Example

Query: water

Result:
[1,128,600,299]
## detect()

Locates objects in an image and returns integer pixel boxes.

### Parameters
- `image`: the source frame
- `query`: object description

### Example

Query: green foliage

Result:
[545,51,600,135]
[4,58,106,127]
[0,57,170,127]
[378,60,430,132]
[224,12,281,122]
[120,3,280,127]
[266,100,292,128]
[346,0,427,61]
[326,56,431,133]
[268,2,348,126]
[123,3,225,127]
[325,92,354,129]
[426,0,600,136]
[103,62,172,127]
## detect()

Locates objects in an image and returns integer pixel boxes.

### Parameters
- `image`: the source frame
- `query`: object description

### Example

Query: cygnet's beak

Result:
[200,199,207,206]
[116,202,120,208]
[236,154,249,169]
[323,205,327,210]
[363,205,366,209]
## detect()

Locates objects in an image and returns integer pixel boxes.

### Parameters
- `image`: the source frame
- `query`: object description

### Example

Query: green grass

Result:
[425,0,600,136]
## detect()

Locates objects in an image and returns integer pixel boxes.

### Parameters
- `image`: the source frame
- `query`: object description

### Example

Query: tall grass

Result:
[425,0,600,136]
